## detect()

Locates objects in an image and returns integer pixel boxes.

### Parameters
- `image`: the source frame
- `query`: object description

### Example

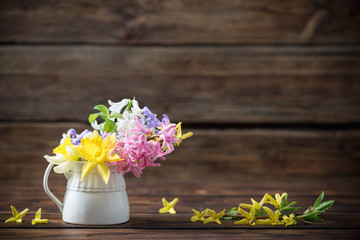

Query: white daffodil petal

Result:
[66,145,76,158]
[44,153,67,165]
[54,160,74,173]
[82,131,93,140]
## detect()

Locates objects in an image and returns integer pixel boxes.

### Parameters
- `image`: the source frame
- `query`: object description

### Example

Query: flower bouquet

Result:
[44,98,193,183]
[43,98,192,224]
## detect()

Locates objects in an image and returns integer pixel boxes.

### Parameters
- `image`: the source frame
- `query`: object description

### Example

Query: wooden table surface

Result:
[1,179,359,239]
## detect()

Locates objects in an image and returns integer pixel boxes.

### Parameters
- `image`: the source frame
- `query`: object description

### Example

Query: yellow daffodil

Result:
[203,209,226,225]
[159,197,179,214]
[264,193,287,209]
[5,205,28,223]
[175,122,193,146]
[44,136,79,173]
[234,206,256,226]
[72,131,121,184]
[256,206,283,225]
[32,208,49,225]
[282,214,296,227]
[191,208,208,222]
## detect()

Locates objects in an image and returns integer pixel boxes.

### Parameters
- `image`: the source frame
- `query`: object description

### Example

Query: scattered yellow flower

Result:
[5,205,29,223]
[255,218,273,225]
[203,209,226,225]
[264,193,287,209]
[191,208,208,222]
[282,214,296,227]
[72,131,122,184]
[234,206,256,226]
[175,122,193,146]
[32,208,49,225]
[256,206,283,225]
[240,196,266,211]
[159,197,179,214]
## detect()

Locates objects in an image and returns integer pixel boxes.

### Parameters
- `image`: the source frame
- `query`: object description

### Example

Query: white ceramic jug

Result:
[43,161,129,225]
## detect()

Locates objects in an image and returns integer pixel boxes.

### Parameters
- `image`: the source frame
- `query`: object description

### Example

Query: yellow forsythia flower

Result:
[5,205,29,223]
[159,197,179,214]
[32,208,49,225]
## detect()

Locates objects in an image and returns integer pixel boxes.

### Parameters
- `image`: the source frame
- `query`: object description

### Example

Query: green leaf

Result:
[98,112,108,120]
[281,194,288,209]
[109,112,124,119]
[300,212,318,221]
[301,212,324,222]
[316,200,334,213]
[281,206,301,212]
[301,219,313,224]
[227,207,238,216]
[313,191,324,208]
[287,201,297,207]
[88,113,98,124]
[94,104,109,116]
[104,118,117,133]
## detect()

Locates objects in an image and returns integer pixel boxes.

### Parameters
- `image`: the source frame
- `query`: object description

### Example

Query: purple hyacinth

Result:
[66,128,77,138]
[141,106,161,132]
[141,107,172,134]
[62,128,91,145]
[161,114,170,124]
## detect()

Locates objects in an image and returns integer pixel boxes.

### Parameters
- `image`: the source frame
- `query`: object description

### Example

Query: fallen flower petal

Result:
[159,197,179,214]
[5,206,29,223]
[191,209,208,222]
[32,208,49,225]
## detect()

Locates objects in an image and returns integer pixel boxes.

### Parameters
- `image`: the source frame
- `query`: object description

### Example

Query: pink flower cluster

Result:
[109,118,179,178]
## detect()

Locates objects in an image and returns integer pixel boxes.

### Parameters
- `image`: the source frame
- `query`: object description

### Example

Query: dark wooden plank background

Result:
[0,0,360,183]
[1,0,359,44]
[2,2,360,239]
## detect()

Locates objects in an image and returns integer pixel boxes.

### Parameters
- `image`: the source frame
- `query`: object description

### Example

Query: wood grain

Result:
[0,0,359,44]
[0,181,359,239]
[1,229,359,240]
[1,122,359,181]
[1,46,359,123]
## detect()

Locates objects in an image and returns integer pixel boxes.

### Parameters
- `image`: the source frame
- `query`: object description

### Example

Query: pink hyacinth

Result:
[157,120,179,154]
[130,118,152,135]
[112,131,166,178]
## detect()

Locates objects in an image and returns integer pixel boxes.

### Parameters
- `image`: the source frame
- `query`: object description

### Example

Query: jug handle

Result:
[43,163,64,213]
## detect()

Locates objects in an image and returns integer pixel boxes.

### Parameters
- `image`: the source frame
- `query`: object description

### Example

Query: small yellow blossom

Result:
[256,206,283,225]
[159,197,179,214]
[191,209,208,222]
[240,197,265,211]
[282,214,296,227]
[264,193,287,209]
[175,122,193,146]
[5,205,29,223]
[32,208,49,225]
[203,209,226,225]
[234,206,256,226]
